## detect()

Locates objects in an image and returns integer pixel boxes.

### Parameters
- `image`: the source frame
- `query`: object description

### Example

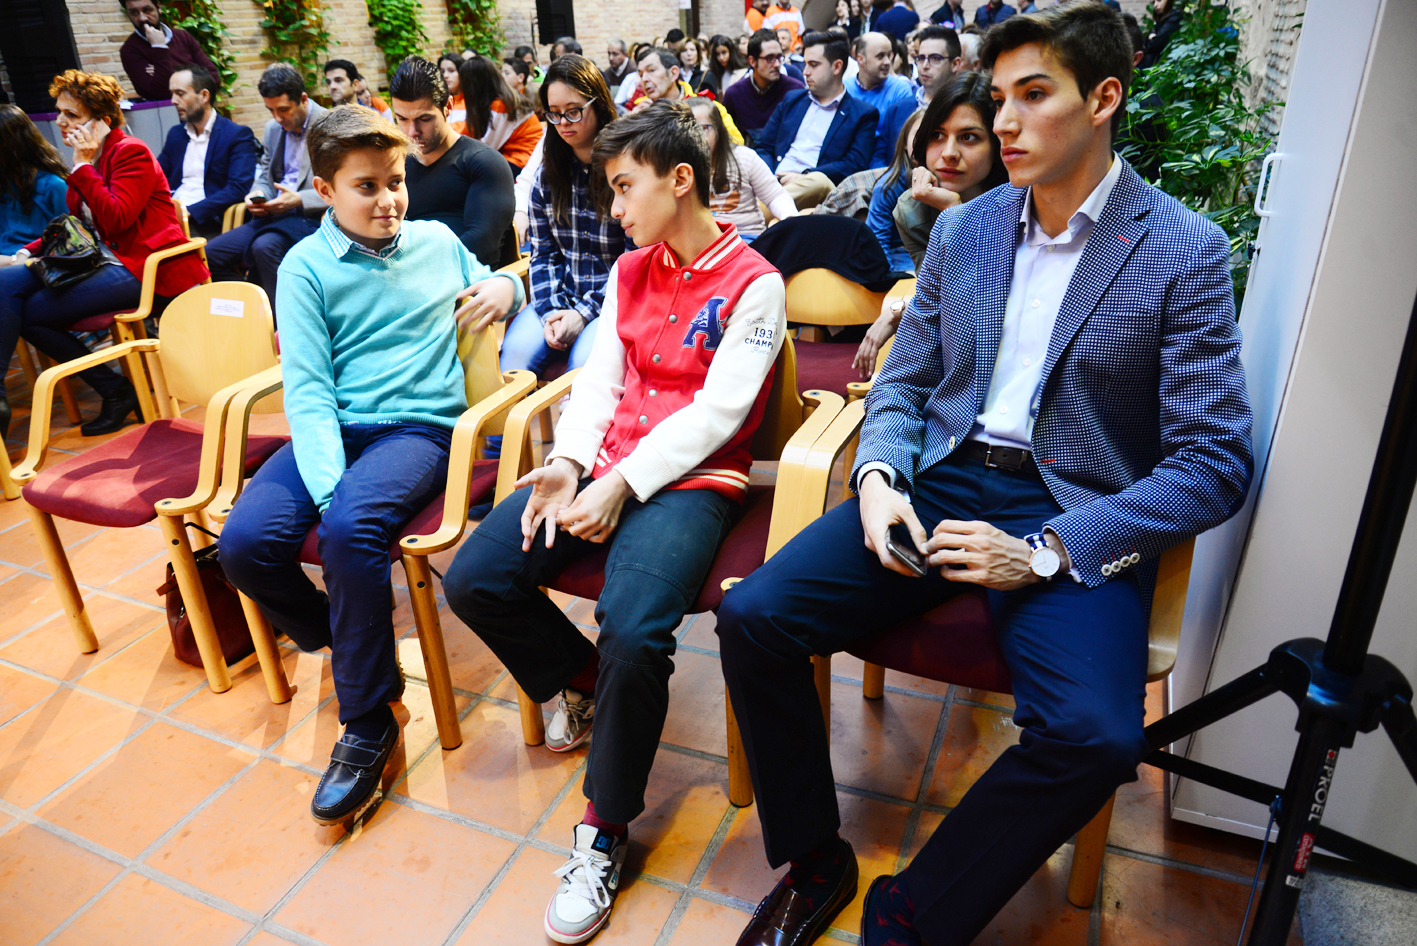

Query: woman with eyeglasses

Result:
[496,55,633,399]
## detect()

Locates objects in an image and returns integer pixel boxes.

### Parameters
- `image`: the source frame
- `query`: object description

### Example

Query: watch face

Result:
[1031,546,1060,577]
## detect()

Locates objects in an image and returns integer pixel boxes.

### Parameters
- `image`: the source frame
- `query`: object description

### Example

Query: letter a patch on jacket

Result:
[681,297,730,351]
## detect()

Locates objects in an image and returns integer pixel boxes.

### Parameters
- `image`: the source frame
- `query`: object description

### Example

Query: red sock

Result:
[567,652,600,696]
[582,801,627,837]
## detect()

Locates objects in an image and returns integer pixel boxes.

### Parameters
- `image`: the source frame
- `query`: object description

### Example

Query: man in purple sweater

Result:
[120,0,219,101]
[721,29,804,142]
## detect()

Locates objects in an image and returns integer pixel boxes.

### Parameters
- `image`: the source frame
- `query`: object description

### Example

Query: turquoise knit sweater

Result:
[276,213,524,511]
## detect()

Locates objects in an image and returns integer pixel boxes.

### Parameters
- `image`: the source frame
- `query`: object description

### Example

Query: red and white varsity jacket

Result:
[548,223,787,502]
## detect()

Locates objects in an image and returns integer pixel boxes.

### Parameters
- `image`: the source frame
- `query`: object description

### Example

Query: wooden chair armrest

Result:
[764,390,846,558]
[208,365,286,521]
[153,365,286,517]
[846,380,872,401]
[401,370,538,556]
[114,240,208,324]
[10,339,161,483]
[496,257,531,298]
[493,368,580,504]
[1147,536,1195,681]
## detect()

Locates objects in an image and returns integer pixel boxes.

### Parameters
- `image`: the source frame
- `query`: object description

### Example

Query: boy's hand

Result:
[515,458,581,551]
[543,309,586,350]
[456,276,517,333]
[859,470,929,577]
[557,470,632,544]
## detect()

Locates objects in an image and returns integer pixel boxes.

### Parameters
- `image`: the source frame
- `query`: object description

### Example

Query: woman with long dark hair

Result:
[439,52,469,134]
[707,34,750,94]
[0,106,69,256]
[687,98,794,239]
[458,56,543,170]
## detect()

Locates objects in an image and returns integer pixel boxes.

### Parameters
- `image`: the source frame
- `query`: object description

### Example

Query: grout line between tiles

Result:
[651,799,742,946]
[32,865,135,946]
[896,685,956,873]
[1104,843,1259,885]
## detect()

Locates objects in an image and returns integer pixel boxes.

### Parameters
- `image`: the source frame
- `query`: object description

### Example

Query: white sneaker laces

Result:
[554,847,613,909]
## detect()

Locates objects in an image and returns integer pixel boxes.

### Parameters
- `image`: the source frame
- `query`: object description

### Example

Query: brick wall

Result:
[1233,0,1307,138]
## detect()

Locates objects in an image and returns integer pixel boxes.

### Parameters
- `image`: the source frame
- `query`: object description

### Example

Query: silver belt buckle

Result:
[983,444,1000,469]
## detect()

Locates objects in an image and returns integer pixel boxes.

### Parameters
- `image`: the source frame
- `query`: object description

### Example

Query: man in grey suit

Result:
[204,63,328,309]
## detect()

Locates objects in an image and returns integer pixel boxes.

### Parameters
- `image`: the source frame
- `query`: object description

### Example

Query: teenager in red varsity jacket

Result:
[445,102,786,944]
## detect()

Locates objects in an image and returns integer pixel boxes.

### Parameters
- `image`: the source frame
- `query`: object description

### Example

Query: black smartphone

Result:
[249,194,267,205]
[886,522,927,577]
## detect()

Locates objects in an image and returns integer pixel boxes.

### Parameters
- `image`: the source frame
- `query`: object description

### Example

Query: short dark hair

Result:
[747,28,779,60]
[555,36,583,56]
[514,45,535,59]
[503,57,530,81]
[1120,13,1145,56]
[119,0,158,8]
[646,47,680,74]
[257,62,306,100]
[173,62,218,101]
[390,55,449,109]
[324,59,362,81]
[307,105,412,181]
[915,24,961,61]
[980,0,1132,137]
[592,99,710,207]
[634,44,658,64]
[800,30,848,68]
[665,28,686,46]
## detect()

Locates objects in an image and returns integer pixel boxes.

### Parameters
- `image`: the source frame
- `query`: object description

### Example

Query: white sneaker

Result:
[546,688,595,752]
[544,823,627,944]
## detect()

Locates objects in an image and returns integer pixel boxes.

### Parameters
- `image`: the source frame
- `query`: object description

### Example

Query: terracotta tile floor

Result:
[0,360,1305,946]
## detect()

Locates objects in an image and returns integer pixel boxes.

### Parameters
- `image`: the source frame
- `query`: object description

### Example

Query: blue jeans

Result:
[499,304,601,377]
[0,263,140,398]
[443,480,734,824]
[717,453,1149,945]
[219,423,452,723]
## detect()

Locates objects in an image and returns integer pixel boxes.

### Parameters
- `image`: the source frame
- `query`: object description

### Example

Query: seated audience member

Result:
[708,34,752,94]
[687,97,794,239]
[912,24,963,106]
[678,38,713,95]
[834,0,864,39]
[552,37,583,60]
[119,0,218,101]
[631,48,744,145]
[738,32,753,59]
[777,27,806,81]
[499,55,633,383]
[459,56,544,170]
[753,30,877,211]
[219,106,523,829]
[503,57,532,98]
[848,31,918,167]
[0,71,207,439]
[325,60,392,121]
[721,30,804,140]
[602,39,635,94]
[765,0,806,50]
[931,0,966,27]
[392,56,514,267]
[865,108,924,272]
[717,7,1254,946]
[874,0,921,41]
[443,99,786,946]
[976,0,1018,28]
[0,107,69,257]
[958,30,983,70]
[1140,0,1185,70]
[515,45,545,83]
[158,64,257,238]
[440,54,469,134]
[204,63,327,306]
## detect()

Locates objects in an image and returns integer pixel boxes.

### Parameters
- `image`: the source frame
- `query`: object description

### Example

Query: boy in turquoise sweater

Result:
[220,106,523,825]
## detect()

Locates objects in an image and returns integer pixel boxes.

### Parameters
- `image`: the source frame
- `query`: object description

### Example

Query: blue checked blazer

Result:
[853,160,1253,591]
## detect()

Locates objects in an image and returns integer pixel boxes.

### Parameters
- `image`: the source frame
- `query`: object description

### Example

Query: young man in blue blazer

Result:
[719,5,1254,946]
[752,30,878,210]
[157,64,257,237]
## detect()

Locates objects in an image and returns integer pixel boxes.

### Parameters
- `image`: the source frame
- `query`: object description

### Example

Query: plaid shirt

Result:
[527,159,634,322]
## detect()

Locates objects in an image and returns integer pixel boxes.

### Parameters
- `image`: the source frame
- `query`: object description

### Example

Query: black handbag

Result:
[30,213,123,291]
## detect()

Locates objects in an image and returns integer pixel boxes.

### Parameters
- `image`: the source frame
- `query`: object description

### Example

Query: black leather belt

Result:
[957,439,1035,471]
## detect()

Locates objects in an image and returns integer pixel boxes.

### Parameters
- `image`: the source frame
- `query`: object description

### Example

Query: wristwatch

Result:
[1024,533,1060,579]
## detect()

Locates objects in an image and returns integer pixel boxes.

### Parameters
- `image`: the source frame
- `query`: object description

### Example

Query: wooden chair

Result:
[222,202,246,233]
[207,319,539,748]
[9,282,291,695]
[725,397,1196,908]
[458,336,846,754]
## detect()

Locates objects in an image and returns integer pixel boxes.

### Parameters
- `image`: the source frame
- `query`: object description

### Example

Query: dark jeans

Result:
[219,423,452,724]
[717,454,1150,946]
[444,480,734,824]
[0,262,139,398]
[204,215,315,308]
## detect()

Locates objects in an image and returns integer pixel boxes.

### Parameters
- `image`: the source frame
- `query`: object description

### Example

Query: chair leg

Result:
[237,591,292,704]
[1066,793,1116,908]
[403,554,463,750]
[862,661,886,699]
[517,682,546,746]
[813,653,831,730]
[24,502,97,652]
[158,514,232,693]
[15,341,40,394]
[726,684,754,807]
[0,449,18,502]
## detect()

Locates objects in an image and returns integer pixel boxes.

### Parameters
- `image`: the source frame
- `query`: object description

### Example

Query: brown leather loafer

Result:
[735,841,858,946]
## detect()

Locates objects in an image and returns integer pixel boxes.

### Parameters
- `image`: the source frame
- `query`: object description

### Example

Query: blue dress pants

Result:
[443,480,734,824]
[717,453,1150,946]
[219,423,452,724]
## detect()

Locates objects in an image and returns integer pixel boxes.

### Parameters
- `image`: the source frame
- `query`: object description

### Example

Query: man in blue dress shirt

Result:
[846,31,918,168]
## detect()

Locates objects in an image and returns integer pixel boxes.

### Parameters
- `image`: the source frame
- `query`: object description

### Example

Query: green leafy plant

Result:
[167,0,239,105]
[258,0,332,92]
[1121,0,1278,305]
[368,0,431,73]
[446,0,504,57]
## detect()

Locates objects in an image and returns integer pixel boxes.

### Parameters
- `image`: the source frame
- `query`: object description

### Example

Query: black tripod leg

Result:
[1381,692,1417,786]
[1147,665,1279,750]
[1247,714,1349,946]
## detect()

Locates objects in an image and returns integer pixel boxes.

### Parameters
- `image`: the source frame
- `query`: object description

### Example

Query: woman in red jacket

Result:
[0,70,208,438]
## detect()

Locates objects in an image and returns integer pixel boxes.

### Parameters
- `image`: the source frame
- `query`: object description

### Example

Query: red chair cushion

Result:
[549,484,776,614]
[844,589,1012,694]
[22,419,286,529]
[794,340,865,398]
[68,312,120,334]
[296,458,500,566]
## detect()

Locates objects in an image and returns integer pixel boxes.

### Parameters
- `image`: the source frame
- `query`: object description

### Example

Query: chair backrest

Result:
[457,319,510,438]
[156,283,281,410]
[173,199,191,238]
[785,269,887,327]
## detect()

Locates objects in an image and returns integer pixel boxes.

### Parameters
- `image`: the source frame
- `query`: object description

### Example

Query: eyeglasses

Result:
[697,123,715,133]
[913,53,948,66]
[546,106,588,125]
[755,53,786,64]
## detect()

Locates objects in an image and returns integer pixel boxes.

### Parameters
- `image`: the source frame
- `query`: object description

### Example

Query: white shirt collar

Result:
[810,88,847,109]
[184,113,213,141]
[1020,152,1124,246]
